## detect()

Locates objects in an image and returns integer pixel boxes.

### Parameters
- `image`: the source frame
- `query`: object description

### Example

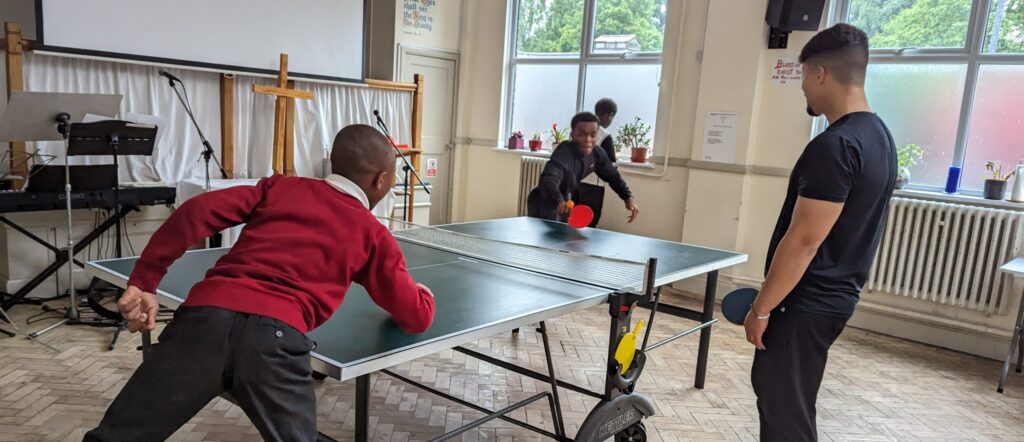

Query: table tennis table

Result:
[85,216,747,441]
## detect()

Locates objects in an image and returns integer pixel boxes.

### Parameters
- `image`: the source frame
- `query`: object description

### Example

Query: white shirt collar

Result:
[323,174,370,209]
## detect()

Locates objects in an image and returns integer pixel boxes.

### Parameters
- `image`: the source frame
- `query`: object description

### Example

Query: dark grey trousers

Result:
[84,306,318,442]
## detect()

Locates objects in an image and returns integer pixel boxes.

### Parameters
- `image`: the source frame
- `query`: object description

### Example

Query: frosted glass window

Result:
[582,64,661,158]
[865,64,967,187]
[960,65,1024,190]
[509,64,580,145]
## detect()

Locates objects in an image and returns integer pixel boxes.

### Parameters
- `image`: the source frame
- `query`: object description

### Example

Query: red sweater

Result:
[128,175,435,334]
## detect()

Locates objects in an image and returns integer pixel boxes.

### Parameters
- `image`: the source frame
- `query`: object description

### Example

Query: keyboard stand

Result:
[0,205,133,311]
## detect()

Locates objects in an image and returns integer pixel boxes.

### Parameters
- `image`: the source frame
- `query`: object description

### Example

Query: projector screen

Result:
[36,0,366,82]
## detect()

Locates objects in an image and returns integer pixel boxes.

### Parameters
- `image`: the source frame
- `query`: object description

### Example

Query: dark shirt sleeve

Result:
[600,136,616,163]
[798,134,861,203]
[593,147,633,201]
[537,154,568,203]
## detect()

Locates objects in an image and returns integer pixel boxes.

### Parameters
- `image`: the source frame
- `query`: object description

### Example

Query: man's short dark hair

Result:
[570,111,600,131]
[595,98,617,116]
[799,23,869,85]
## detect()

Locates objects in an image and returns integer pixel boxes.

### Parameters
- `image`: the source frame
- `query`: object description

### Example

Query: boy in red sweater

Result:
[84,125,436,442]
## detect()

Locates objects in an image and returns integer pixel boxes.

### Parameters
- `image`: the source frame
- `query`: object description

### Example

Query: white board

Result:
[38,0,365,81]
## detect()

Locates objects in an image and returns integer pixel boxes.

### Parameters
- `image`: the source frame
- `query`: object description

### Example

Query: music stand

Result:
[0,91,122,339]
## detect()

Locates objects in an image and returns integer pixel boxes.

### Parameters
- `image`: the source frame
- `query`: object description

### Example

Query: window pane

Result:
[847,0,972,49]
[983,0,1024,53]
[592,0,666,54]
[865,64,967,187]
[509,64,580,146]
[582,64,661,159]
[516,0,585,56]
[960,65,1024,190]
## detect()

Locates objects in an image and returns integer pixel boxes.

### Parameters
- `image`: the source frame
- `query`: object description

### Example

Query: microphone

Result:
[373,109,389,133]
[158,69,181,86]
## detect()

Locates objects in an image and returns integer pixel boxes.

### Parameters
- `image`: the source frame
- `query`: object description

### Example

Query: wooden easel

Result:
[253,53,313,176]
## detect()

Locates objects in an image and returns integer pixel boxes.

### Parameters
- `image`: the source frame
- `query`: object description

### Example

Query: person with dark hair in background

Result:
[527,111,638,224]
[575,98,621,226]
[745,23,896,441]
[595,98,618,161]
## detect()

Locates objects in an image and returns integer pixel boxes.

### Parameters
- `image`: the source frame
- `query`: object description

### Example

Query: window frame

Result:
[504,0,664,153]
[826,0,1024,195]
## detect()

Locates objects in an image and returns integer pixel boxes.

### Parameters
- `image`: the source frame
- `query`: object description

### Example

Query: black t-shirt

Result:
[766,112,897,318]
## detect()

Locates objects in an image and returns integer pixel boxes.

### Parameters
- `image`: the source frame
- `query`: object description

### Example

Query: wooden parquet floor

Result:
[2,292,1024,441]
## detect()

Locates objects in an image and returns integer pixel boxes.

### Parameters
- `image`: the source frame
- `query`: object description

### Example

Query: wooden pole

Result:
[219,74,235,179]
[272,54,289,174]
[284,80,296,176]
[407,74,425,223]
[4,23,26,190]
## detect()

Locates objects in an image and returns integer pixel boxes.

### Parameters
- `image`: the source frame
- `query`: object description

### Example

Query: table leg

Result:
[695,271,718,389]
[997,288,1024,393]
[355,374,369,441]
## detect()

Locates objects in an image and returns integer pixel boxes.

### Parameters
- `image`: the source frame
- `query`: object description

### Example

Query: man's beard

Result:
[806,104,821,117]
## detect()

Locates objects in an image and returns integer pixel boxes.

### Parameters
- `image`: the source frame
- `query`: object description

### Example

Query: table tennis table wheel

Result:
[615,421,646,442]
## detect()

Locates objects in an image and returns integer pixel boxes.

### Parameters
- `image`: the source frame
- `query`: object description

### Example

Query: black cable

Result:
[122,218,136,256]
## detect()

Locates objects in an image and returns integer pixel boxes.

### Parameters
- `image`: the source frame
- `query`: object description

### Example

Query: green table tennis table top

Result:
[85,217,746,381]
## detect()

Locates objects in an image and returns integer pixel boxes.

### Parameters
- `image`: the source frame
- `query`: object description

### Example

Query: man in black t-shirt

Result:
[745,24,896,441]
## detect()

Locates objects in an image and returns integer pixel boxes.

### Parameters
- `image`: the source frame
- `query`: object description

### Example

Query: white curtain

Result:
[19,52,412,183]
[232,76,412,179]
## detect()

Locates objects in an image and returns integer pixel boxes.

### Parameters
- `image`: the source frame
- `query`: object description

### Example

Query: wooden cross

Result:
[254,53,313,176]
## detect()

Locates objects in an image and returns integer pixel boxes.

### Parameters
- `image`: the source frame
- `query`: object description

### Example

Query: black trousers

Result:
[575,183,604,227]
[751,309,847,442]
[84,306,318,442]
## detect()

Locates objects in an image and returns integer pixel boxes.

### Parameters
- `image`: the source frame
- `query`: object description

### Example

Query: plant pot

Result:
[630,147,649,163]
[529,140,543,152]
[984,179,1008,200]
[895,167,910,189]
[507,136,524,150]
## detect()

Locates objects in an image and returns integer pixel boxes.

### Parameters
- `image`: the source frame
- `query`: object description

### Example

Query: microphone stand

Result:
[166,78,226,192]
[165,74,228,247]
[373,111,429,222]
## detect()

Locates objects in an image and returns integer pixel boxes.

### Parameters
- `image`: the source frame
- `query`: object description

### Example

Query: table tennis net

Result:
[386,220,650,293]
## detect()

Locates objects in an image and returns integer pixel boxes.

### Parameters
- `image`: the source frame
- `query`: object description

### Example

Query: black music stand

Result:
[68,120,157,257]
[29,120,157,342]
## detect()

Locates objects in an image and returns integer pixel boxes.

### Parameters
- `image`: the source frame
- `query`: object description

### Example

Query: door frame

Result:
[396,44,460,224]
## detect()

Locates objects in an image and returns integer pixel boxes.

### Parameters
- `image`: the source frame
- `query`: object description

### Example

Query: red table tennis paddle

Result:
[567,204,594,228]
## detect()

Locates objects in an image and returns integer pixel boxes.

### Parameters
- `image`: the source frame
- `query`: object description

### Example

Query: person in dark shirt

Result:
[595,98,618,161]
[527,112,639,224]
[745,24,896,441]
[575,98,620,226]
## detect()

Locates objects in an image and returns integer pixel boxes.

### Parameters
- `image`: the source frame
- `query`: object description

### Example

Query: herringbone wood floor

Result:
[3,292,1024,441]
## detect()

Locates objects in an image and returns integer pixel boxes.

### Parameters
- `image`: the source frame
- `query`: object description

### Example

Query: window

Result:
[832,0,1024,193]
[506,0,667,158]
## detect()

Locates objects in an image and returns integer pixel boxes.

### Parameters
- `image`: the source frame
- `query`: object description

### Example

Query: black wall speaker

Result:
[765,0,827,48]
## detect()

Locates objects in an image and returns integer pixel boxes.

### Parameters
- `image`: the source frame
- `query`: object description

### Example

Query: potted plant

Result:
[529,132,543,151]
[895,143,923,189]
[507,131,524,150]
[549,123,568,148]
[616,116,652,163]
[984,160,1016,200]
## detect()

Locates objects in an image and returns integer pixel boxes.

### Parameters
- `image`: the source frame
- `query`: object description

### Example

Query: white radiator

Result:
[518,157,547,216]
[868,197,1024,315]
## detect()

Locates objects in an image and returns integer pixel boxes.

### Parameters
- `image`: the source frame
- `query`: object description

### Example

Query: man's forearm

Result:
[752,234,819,315]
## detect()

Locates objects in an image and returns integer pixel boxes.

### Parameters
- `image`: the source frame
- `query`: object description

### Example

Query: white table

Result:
[998,256,1024,393]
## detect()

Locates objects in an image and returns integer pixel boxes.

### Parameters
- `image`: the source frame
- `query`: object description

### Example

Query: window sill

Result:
[490,147,646,166]
[894,188,1024,211]
[492,147,553,158]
